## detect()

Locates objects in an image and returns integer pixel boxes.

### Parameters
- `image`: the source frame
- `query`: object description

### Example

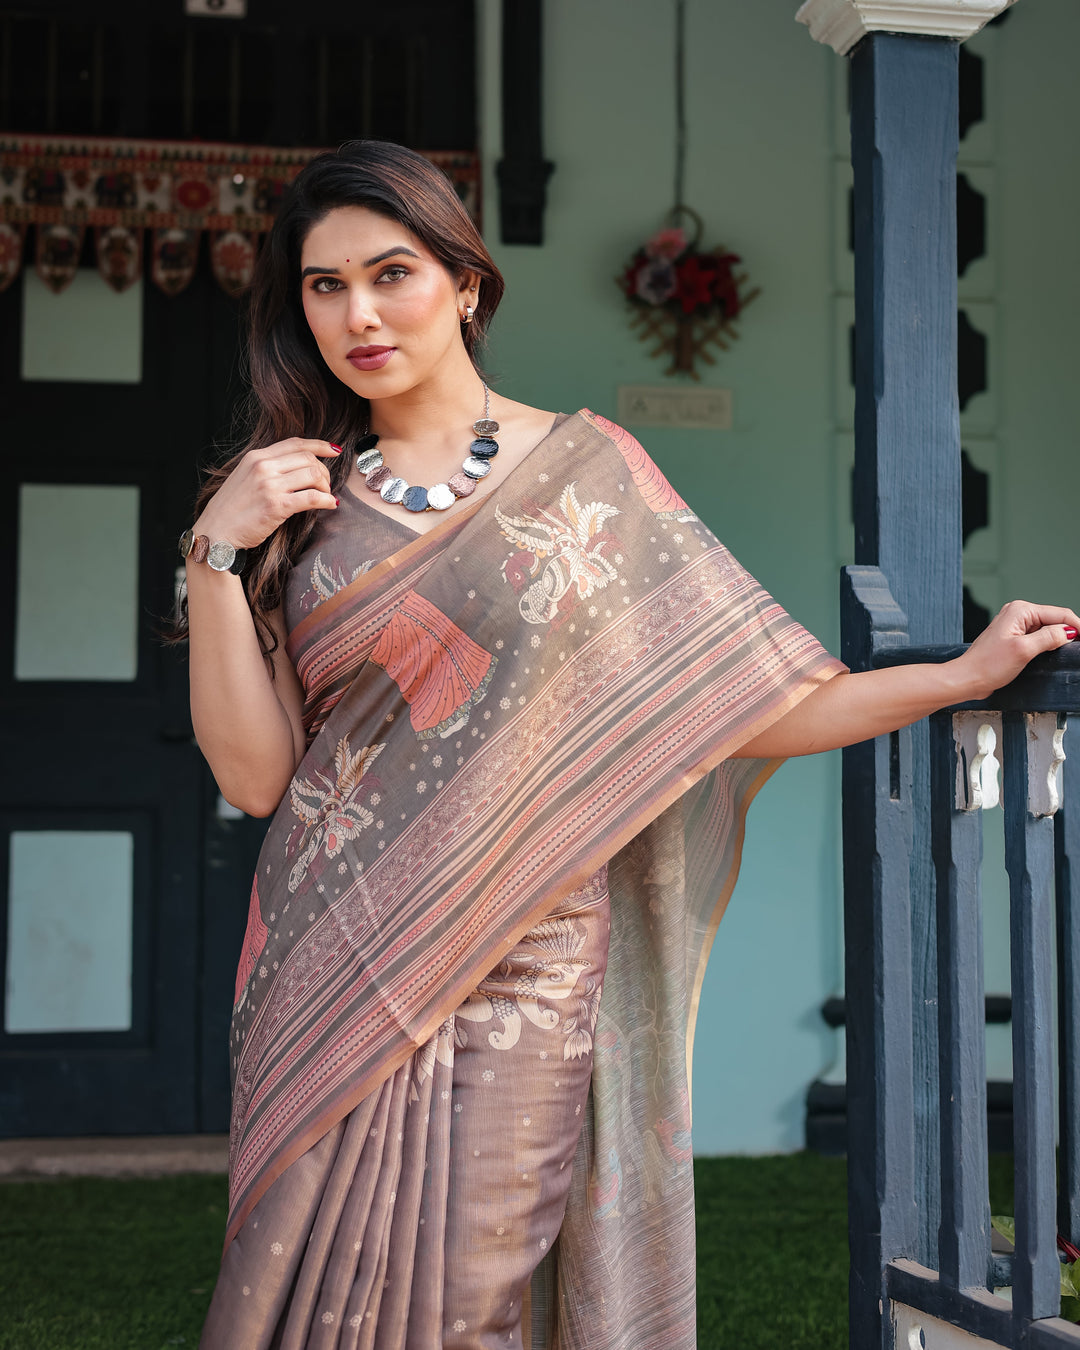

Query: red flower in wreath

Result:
[618,213,749,322]
[710,255,744,320]
[616,208,758,376]
[673,254,718,314]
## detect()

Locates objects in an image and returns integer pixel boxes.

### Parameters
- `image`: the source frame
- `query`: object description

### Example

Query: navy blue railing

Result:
[1058,747,1080,1252]
[838,21,1080,1344]
[849,634,1080,1347]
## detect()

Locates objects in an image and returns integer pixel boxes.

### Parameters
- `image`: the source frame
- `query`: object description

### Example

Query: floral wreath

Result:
[618,206,758,378]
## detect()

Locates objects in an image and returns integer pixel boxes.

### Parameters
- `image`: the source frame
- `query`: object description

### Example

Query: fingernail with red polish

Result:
[1066,626,1078,640]
[334,496,340,506]
[329,443,343,453]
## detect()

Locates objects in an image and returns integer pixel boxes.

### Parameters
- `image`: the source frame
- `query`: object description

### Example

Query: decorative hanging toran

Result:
[0,134,480,299]
[617,0,758,378]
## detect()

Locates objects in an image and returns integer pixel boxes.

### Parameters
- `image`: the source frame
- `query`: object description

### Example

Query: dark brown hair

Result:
[169,139,504,656]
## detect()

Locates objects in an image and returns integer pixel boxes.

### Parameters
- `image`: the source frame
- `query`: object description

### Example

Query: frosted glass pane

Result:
[6,831,134,1033]
[16,484,139,680]
[21,269,143,383]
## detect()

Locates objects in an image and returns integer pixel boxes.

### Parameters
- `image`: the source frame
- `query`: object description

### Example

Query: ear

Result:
[457,269,481,301]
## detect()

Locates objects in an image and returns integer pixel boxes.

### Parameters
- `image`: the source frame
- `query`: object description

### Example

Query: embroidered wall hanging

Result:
[0,135,480,298]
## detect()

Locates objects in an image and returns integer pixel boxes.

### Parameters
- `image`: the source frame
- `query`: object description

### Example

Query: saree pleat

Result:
[334,1070,410,1349]
[281,1083,395,1350]
[206,879,609,1349]
[205,1037,453,1350]
[401,1048,452,1349]
[205,411,847,1349]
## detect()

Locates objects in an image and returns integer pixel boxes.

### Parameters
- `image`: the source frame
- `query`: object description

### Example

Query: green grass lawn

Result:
[0,1155,851,1349]
[0,1174,226,1350]
[695,1153,848,1349]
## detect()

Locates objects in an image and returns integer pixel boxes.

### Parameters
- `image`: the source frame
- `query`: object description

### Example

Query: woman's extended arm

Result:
[185,437,340,815]
[731,601,1080,760]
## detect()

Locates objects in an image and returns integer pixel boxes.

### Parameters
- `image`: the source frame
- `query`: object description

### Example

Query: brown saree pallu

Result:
[202,411,845,1350]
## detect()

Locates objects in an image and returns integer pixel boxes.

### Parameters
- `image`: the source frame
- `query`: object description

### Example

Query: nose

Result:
[345,286,380,335]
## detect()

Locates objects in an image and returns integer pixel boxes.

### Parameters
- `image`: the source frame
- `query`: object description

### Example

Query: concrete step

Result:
[0,1135,229,1179]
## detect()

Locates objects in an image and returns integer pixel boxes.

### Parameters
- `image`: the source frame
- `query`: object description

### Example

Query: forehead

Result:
[299,205,432,264]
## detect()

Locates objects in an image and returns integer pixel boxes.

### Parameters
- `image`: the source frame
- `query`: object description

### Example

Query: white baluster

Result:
[953,710,1002,812]
[1025,712,1066,818]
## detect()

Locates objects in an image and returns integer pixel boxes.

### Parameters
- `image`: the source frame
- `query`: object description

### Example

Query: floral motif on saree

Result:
[456,904,604,1058]
[285,737,385,893]
[298,551,374,615]
[218,410,846,1350]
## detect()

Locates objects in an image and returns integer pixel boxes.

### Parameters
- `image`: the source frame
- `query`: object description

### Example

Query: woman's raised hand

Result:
[953,600,1080,702]
[195,438,341,549]
[185,437,342,811]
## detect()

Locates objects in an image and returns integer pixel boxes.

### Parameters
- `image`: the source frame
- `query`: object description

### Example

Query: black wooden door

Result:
[0,268,253,1135]
[0,0,476,1136]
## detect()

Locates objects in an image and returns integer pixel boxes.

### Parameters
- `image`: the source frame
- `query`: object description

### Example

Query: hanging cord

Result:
[673,0,687,210]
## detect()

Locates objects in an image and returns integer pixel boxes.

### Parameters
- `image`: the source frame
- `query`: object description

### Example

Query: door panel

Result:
[0,270,235,1135]
[15,482,140,681]
[0,800,199,1134]
[6,827,137,1034]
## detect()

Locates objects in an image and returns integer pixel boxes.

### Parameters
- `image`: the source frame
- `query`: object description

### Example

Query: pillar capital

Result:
[795,0,1016,55]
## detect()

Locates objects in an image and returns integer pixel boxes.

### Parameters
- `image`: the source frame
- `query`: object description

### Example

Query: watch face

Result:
[179,527,195,558]
[206,540,237,572]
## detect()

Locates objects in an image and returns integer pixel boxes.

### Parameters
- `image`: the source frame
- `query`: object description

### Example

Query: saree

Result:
[202,410,845,1349]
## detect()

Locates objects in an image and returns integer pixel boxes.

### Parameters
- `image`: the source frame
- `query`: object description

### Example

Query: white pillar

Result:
[795,0,1017,54]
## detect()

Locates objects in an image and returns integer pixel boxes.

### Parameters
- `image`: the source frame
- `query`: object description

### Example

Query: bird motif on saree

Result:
[496,482,622,626]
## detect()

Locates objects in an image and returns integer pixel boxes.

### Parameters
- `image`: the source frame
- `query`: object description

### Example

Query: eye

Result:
[377,265,409,284]
[308,276,342,294]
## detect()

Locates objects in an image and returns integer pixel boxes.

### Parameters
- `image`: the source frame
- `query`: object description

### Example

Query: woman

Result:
[182,140,1077,1349]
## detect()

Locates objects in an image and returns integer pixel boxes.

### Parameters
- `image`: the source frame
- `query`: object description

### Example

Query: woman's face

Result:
[299,205,472,400]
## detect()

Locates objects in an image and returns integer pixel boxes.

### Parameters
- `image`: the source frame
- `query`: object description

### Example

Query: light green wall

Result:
[478,0,1080,1153]
[479,0,841,1153]
[992,3,1080,611]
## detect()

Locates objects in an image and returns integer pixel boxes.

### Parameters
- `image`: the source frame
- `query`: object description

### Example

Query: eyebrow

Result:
[300,246,421,278]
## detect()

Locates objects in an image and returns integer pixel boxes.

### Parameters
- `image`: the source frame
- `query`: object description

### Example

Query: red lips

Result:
[346,345,395,371]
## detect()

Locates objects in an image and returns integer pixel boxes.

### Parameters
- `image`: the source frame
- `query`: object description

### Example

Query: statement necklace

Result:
[355,385,500,514]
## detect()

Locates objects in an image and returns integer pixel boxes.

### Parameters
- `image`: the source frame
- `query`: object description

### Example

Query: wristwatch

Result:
[179,527,248,575]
